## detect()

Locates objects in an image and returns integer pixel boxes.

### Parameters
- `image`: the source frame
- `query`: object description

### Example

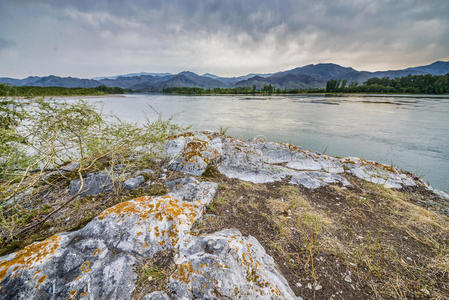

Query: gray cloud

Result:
[0,37,15,51]
[0,0,448,77]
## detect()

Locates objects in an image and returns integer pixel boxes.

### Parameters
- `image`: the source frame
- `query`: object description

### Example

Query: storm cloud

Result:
[0,0,448,77]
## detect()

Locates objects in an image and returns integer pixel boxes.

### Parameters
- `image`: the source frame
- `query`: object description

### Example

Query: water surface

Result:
[78,93,448,192]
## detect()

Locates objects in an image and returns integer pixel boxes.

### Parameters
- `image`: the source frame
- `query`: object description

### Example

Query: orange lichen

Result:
[171,262,194,284]
[70,290,77,296]
[92,249,102,256]
[154,226,160,237]
[35,275,47,289]
[182,139,211,163]
[79,261,91,273]
[169,132,194,140]
[79,291,88,297]
[343,157,397,174]
[95,194,204,252]
[98,196,154,220]
[0,234,61,284]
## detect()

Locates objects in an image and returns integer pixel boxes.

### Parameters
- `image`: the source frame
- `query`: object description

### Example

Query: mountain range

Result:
[1,61,448,91]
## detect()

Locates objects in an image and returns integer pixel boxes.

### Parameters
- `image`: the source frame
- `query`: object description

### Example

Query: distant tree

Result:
[326,73,449,94]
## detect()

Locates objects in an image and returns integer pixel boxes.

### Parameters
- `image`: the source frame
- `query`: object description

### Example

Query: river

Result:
[77,93,449,192]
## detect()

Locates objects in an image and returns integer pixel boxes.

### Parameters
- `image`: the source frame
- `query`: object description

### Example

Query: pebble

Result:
[420,288,430,296]
[344,275,352,283]
[295,282,302,288]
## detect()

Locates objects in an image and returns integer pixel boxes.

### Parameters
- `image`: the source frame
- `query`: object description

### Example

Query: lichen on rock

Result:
[169,229,301,299]
[0,179,217,299]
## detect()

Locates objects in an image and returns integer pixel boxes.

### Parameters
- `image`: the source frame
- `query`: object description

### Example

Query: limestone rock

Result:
[218,137,349,188]
[69,172,114,196]
[169,229,301,300]
[166,133,222,176]
[0,179,218,299]
[136,169,154,176]
[123,175,145,190]
[142,291,171,300]
[290,171,350,189]
[167,132,425,191]
[342,157,416,188]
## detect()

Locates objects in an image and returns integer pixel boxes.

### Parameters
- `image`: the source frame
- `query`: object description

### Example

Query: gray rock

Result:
[287,159,322,171]
[141,291,171,300]
[342,158,411,188]
[218,137,349,188]
[136,169,154,176]
[290,171,350,189]
[165,137,187,160]
[169,228,301,300]
[253,141,301,164]
[166,132,425,192]
[123,175,145,190]
[0,179,218,299]
[167,134,222,176]
[69,172,114,196]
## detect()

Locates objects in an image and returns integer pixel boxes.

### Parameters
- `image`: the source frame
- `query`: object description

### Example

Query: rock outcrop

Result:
[166,132,424,191]
[168,229,299,299]
[1,131,447,300]
[0,179,218,299]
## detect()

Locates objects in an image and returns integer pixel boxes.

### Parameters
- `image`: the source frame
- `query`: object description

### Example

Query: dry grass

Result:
[132,250,175,299]
[195,172,449,299]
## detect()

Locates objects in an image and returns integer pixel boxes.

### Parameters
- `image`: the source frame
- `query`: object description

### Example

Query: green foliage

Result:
[162,86,324,95]
[326,73,449,94]
[0,98,31,173]
[218,126,229,135]
[0,97,185,243]
[0,83,128,97]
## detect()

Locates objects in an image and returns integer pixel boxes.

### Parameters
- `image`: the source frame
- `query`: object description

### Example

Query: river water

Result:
[79,93,449,192]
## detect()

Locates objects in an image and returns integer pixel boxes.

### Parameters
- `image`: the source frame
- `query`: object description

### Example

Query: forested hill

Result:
[0,84,128,96]
[326,73,449,94]
[1,60,448,91]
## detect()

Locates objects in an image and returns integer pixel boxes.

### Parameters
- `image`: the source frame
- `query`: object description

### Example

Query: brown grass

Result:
[194,172,449,299]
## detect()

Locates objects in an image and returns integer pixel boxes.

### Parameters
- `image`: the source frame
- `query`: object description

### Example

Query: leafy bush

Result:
[0,96,185,244]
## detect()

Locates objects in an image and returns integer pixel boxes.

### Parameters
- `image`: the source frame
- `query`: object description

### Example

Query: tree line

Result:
[326,73,449,94]
[0,84,128,97]
[162,85,323,95]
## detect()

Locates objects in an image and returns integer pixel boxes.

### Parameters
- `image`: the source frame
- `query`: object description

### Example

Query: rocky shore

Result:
[0,132,448,299]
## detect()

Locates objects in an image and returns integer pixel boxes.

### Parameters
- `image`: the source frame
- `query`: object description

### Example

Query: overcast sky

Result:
[0,0,448,78]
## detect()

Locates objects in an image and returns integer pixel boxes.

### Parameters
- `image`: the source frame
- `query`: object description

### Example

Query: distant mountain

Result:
[405,61,449,75]
[129,71,226,92]
[1,60,448,91]
[98,75,159,89]
[202,72,273,85]
[93,72,172,80]
[240,63,358,89]
[0,75,101,88]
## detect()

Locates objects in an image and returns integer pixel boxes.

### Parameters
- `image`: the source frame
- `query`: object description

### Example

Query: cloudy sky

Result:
[0,0,448,78]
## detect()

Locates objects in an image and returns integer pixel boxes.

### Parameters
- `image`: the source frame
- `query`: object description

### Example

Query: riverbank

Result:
[76,93,449,193]
[0,131,448,299]
[0,84,129,96]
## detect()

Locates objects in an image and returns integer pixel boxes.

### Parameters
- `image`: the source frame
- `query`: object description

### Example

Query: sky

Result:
[0,0,448,78]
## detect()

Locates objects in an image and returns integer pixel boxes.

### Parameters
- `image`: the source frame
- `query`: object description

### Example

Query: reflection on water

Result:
[73,93,448,192]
